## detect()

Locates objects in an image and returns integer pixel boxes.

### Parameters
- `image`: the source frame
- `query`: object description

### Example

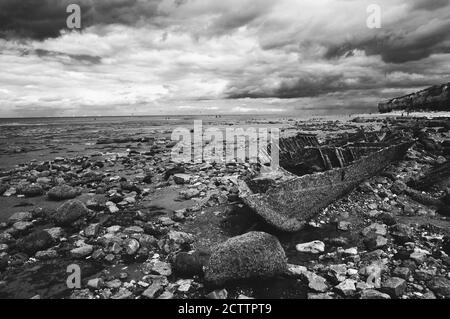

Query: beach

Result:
[0,112,449,299]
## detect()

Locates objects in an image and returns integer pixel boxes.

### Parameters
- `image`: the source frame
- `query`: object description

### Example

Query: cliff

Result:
[378,83,450,113]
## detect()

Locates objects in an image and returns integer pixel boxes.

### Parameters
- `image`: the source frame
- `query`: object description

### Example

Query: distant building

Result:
[378,83,450,113]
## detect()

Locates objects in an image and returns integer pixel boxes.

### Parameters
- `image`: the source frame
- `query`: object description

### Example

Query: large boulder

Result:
[16,230,54,255]
[54,200,89,226]
[204,232,287,284]
[47,185,79,201]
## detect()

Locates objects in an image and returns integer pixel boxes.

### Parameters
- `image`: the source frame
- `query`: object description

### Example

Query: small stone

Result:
[13,221,33,232]
[382,277,407,297]
[21,184,44,197]
[337,221,351,231]
[70,245,93,258]
[427,277,450,298]
[360,289,391,299]
[173,174,192,184]
[124,238,140,255]
[393,267,411,279]
[362,223,387,237]
[150,260,172,276]
[87,278,104,290]
[296,240,325,254]
[142,282,163,299]
[207,289,228,299]
[307,293,333,299]
[176,279,193,292]
[47,185,78,200]
[35,249,58,260]
[409,248,430,263]
[84,223,100,237]
[335,279,357,297]
[8,212,32,223]
[329,264,347,282]
[44,227,64,240]
[301,271,328,292]
[157,291,174,299]
[364,235,388,251]
[106,279,122,289]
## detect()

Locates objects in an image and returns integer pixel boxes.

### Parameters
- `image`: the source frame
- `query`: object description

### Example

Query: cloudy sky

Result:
[0,0,449,117]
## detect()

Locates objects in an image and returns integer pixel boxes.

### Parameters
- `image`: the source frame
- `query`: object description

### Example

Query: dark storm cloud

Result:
[411,0,450,11]
[325,20,450,64]
[324,0,450,64]
[34,49,102,64]
[0,0,164,40]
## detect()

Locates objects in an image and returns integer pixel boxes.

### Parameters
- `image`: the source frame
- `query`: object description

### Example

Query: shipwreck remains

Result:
[378,82,450,113]
[239,135,413,232]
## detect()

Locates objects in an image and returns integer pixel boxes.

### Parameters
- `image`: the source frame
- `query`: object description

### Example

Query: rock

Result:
[364,236,388,251]
[414,269,435,281]
[54,200,89,226]
[287,264,308,277]
[142,282,164,299]
[427,277,450,298]
[21,184,44,197]
[360,289,391,299]
[295,240,325,254]
[157,291,174,299]
[390,181,407,194]
[390,224,414,244]
[16,230,54,255]
[337,221,351,231]
[334,279,357,297]
[12,221,33,232]
[302,271,329,292]
[176,279,193,292]
[167,231,195,246]
[87,278,104,290]
[382,277,407,297]
[307,293,333,299]
[362,223,387,237]
[35,249,58,260]
[84,223,100,237]
[393,267,411,279]
[204,232,287,284]
[105,279,122,289]
[409,248,430,263]
[124,238,140,255]
[173,174,192,185]
[173,251,206,277]
[111,288,133,299]
[180,188,200,199]
[150,260,172,276]
[44,227,64,240]
[207,289,228,299]
[143,173,153,184]
[70,289,94,299]
[70,245,93,258]
[8,212,32,223]
[47,185,78,200]
[376,212,396,226]
[328,264,347,282]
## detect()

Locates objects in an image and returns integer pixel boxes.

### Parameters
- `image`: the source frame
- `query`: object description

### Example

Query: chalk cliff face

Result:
[379,83,450,113]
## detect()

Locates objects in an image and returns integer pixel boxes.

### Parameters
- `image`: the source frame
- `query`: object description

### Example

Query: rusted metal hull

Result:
[239,142,412,232]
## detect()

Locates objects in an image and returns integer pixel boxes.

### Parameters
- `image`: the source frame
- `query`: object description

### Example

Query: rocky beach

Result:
[1,113,449,300]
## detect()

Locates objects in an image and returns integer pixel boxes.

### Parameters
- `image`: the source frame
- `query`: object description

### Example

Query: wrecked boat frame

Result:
[239,136,413,232]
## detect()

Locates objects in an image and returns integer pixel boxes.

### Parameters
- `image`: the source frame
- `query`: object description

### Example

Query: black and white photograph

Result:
[0,0,450,306]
